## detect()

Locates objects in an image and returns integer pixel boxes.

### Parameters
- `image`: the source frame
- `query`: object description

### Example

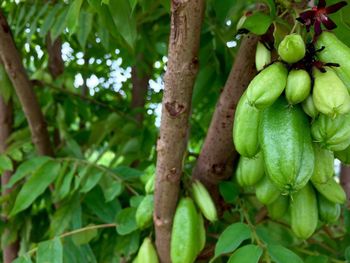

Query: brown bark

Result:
[0,10,54,156]
[340,165,350,207]
[0,97,19,263]
[46,35,64,79]
[131,65,149,124]
[192,35,259,193]
[154,1,205,262]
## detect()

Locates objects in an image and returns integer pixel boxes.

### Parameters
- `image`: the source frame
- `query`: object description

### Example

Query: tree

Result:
[0,0,350,263]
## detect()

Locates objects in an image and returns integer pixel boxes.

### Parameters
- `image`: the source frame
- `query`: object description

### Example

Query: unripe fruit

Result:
[236,152,264,187]
[313,67,350,118]
[267,195,289,220]
[318,194,341,224]
[136,238,159,263]
[311,143,334,184]
[145,174,155,194]
[302,95,319,119]
[135,195,154,229]
[278,34,306,63]
[197,212,206,253]
[255,176,280,205]
[255,41,271,71]
[246,62,288,109]
[312,177,346,204]
[192,180,217,222]
[335,145,350,164]
[286,69,311,104]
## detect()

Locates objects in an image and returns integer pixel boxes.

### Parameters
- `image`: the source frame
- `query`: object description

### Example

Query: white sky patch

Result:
[35,45,44,59]
[226,40,237,48]
[149,77,164,93]
[226,20,232,26]
[334,159,341,178]
[154,61,162,69]
[74,73,84,87]
[62,42,74,62]
[24,43,30,52]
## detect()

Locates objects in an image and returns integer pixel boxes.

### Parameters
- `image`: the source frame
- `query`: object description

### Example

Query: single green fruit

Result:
[145,174,155,194]
[290,183,318,239]
[233,91,261,157]
[267,195,289,220]
[246,62,288,109]
[197,212,206,254]
[286,69,311,104]
[278,34,306,63]
[311,143,334,184]
[318,193,341,224]
[255,41,271,71]
[236,152,265,187]
[335,145,350,164]
[135,195,154,229]
[312,177,346,204]
[137,238,159,263]
[256,176,280,205]
[302,95,319,119]
[192,180,217,222]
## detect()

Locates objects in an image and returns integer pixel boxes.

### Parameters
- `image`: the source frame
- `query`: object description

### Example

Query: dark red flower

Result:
[297,0,347,35]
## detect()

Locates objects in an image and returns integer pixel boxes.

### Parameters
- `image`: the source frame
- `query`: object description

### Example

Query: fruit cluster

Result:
[233,32,350,239]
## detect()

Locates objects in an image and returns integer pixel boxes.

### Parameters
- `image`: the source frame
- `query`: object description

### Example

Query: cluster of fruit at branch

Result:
[233,32,350,239]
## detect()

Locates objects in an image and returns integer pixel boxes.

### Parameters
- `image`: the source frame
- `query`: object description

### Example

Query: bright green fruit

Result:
[311,113,350,151]
[260,96,314,193]
[255,41,271,71]
[233,92,261,157]
[246,62,288,109]
[278,34,306,63]
[311,143,334,184]
[312,177,346,204]
[192,180,217,222]
[236,152,265,187]
[171,198,199,263]
[145,174,155,194]
[335,145,350,164]
[290,183,318,239]
[197,212,206,254]
[316,31,350,91]
[286,69,311,104]
[302,95,319,119]
[137,238,159,263]
[313,67,350,118]
[267,195,289,220]
[135,195,154,229]
[318,193,341,224]
[256,176,280,205]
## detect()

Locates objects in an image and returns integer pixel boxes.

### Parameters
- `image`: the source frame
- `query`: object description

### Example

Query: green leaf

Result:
[115,231,140,256]
[51,8,69,42]
[213,223,251,259]
[0,154,13,172]
[80,169,103,193]
[66,0,84,35]
[0,63,14,103]
[113,166,143,180]
[268,245,303,263]
[219,181,239,204]
[228,244,263,263]
[305,255,328,263]
[116,207,138,235]
[37,238,63,263]
[12,255,32,263]
[241,12,273,35]
[77,10,94,50]
[63,239,97,263]
[72,226,98,245]
[10,160,61,216]
[54,164,76,201]
[7,156,51,188]
[102,180,124,202]
[129,0,137,12]
[263,0,276,17]
[345,246,350,261]
[40,3,62,37]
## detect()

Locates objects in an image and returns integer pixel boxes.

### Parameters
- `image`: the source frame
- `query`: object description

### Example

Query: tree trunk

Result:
[192,34,258,195]
[0,10,54,156]
[46,35,64,79]
[154,1,205,262]
[340,164,350,207]
[131,64,149,124]
[0,97,19,263]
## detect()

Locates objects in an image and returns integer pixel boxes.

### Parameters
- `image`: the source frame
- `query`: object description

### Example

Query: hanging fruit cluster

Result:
[233,26,350,239]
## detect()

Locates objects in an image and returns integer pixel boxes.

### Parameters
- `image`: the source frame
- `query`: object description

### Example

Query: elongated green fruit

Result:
[135,195,154,229]
[335,145,350,164]
[137,238,159,263]
[145,174,155,194]
[171,198,199,263]
[260,96,314,193]
[313,67,350,118]
[316,31,350,90]
[311,143,334,184]
[197,212,206,253]
[233,92,260,157]
[302,95,318,119]
[318,193,341,224]
[286,69,311,104]
[267,195,289,220]
[256,176,280,205]
[291,183,318,239]
[255,41,271,71]
[312,178,346,204]
[278,34,306,63]
[311,113,350,151]
[236,152,264,187]
[246,62,288,109]
[192,180,217,222]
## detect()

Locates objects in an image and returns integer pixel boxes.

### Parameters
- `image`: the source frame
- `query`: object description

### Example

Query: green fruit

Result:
[137,238,159,263]
[318,193,341,224]
[335,145,350,164]
[192,180,217,222]
[311,143,334,184]
[197,212,206,253]
[145,174,155,194]
[267,195,289,220]
[278,34,306,63]
[0,63,13,103]
[290,183,318,239]
[255,41,271,71]
[311,113,350,151]
[316,31,350,91]
[286,69,311,104]
[312,177,346,204]
[256,176,280,205]
[312,67,350,118]
[302,95,319,119]
[233,92,261,157]
[171,198,199,263]
[246,62,288,109]
[236,152,265,187]
[260,96,314,193]
[135,195,154,229]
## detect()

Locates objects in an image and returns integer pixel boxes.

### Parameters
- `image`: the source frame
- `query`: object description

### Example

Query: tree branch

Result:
[46,35,64,79]
[0,10,53,156]
[154,0,205,262]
